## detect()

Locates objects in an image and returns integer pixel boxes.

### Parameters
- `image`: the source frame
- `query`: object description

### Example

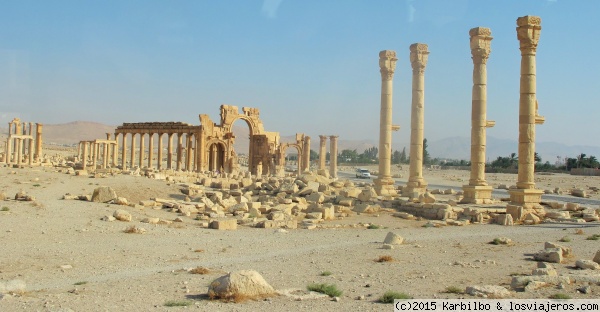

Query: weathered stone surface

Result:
[532,268,557,276]
[420,192,436,203]
[91,186,117,203]
[210,219,237,230]
[533,248,563,263]
[594,250,600,264]
[383,232,404,245]
[544,242,573,257]
[576,259,600,270]
[357,188,377,202]
[141,217,159,224]
[571,189,587,198]
[466,285,510,298]
[496,214,513,226]
[113,209,132,222]
[208,270,275,300]
[306,192,325,203]
[353,203,380,213]
[511,276,570,289]
[115,197,128,205]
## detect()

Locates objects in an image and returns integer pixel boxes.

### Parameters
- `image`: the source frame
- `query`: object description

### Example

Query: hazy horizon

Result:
[1,0,598,150]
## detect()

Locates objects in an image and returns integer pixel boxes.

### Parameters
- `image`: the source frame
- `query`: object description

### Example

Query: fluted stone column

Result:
[139,133,145,168]
[508,15,545,219]
[404,43,429,198]
[167,133,173,170]
[157,133,164,170]
[302,136,311,172]
[176,133,183,171]
[34,123,43,161]
[374,50,398,196]
[462,27,496,204]
[329,135,338,178]
[121,133,128,170]
[16,139,22,165]
[148,133,154,169]
[318,135,327,170]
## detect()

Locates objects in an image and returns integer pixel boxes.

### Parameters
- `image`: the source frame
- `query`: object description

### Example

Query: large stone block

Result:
[210,219,237,230]
[91,186,117,203]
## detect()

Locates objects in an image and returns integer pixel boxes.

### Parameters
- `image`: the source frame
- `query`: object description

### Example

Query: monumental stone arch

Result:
[198,105,281,176]
[277,133,306,176]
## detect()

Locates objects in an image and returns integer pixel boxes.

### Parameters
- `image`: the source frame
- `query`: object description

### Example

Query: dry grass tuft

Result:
[189,266,210,274]
[376,255,394,262]
[193,249,205,253]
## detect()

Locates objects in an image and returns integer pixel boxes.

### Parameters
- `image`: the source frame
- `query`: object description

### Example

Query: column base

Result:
[402,186,427,199]
[374,178,397,196]
[460,185,493,204]
[507,188,545,220]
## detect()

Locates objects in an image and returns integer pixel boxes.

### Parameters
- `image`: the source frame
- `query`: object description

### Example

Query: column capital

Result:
[469,27,492,64]
[319,135,328,141]
[379,50,397,81]
[329,135,339,140]
[409,43,429,75]
[516,15,541,54]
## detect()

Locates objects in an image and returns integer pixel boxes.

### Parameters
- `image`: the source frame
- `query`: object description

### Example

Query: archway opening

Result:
[208,142,226,172]
[230,118,252,173]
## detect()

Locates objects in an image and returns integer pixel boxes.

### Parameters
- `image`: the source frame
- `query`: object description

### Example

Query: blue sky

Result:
[1,0,598,148]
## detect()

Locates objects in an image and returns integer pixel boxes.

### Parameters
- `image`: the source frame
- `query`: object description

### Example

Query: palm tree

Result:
[577,153,587,168]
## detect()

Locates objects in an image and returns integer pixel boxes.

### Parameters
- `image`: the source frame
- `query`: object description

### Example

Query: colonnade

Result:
[4,118,43,166]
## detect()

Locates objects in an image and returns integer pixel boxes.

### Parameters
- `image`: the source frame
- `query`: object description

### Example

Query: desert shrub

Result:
[164,300,192,307]
[307,283,342,297]
[73,281,88,285]
[190,266,210,275]
[586,234,600,241]
[445,286,463,294]
[1,207,9,211]
[367,224,381,229]
[376,255,394,262]
[558,236,571,242]
[379,291,412,303]
[549,293,571,299]
[320,271,332,276]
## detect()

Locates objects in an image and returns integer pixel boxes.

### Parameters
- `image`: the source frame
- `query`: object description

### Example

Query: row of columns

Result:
[77,136,118,170]
[375,15,544,212]
[317,135,338,178]
[4,118,43,166]
[117,132,196,171]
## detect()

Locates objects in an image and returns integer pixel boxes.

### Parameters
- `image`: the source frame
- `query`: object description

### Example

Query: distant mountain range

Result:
[1,121,597,162]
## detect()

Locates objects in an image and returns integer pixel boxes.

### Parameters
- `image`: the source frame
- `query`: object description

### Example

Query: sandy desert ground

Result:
[0,156,599,311]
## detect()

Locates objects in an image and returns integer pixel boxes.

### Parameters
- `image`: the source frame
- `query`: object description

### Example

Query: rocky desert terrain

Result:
[0,150,599,311]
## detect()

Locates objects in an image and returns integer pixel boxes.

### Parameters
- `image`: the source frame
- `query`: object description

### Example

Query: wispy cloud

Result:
[262,0,283,19]
[407,0,416,23]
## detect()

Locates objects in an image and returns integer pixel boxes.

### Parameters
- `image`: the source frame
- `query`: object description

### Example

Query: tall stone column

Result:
[77,142,82,161]
[35,123,43,161]
[130,133,136,169]
[508,15,545,220]
[28,138,34,165]
[404,43,430,198]
[329,135,338,178]
[302,136,311,172]
[167,133,173,170]
[318,135,327,170]
[82,142,88,170]
[121,133,128,170]
[103,143,109,169]
[92,143,98,169]
[157,133,164,170]
[462,27,496,204]
[186,134,193,171]
[6,138,11,164]
[374,50,398,196]
[139,133,145,168]
[176,133,183,171]
[16,139,23,165]
[112,133,118,167]
[148,133,154,169]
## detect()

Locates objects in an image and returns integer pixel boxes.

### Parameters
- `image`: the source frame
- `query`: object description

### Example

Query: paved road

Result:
[338,171,600,206]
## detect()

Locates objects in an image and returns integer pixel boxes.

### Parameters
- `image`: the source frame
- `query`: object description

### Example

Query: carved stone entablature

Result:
[410,43,429,75]
[379,50,397,81]
[516,15,541,53]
